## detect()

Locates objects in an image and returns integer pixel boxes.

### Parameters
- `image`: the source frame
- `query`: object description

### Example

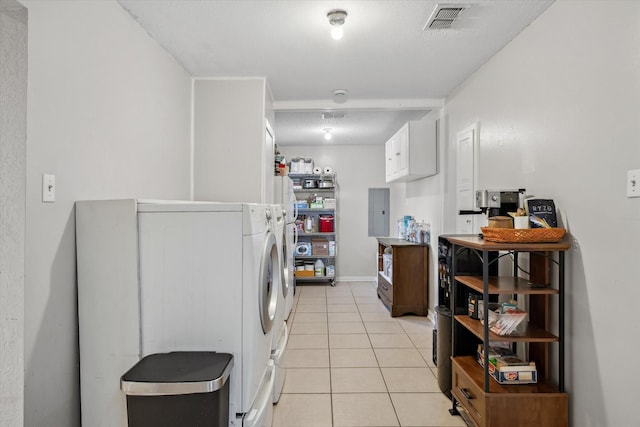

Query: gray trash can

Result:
[121,352,233,427]
[435,305,453,398]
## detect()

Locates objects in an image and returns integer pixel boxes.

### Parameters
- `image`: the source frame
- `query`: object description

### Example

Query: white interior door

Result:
[456,125,479,233]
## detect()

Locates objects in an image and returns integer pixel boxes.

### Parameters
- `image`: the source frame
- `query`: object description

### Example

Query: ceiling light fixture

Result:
[323,128,333,141]
[332,89,348,104]
[327,9,347,40]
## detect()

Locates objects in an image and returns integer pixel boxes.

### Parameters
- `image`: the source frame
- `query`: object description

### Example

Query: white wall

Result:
[388,174,443,314]
[279,145,386,280]
[0,2,27,426]
[20,1,192,425]
[387,110,444,314]
[193,78,273,203]
[441,1,640,425]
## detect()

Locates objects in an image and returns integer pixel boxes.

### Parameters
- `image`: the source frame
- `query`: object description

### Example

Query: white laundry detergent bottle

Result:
[314,259,325,277]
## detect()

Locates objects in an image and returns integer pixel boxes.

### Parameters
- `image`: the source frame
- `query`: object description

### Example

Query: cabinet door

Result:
[396,124,409,176]
[385,137,396,181]
[385,124,410,182]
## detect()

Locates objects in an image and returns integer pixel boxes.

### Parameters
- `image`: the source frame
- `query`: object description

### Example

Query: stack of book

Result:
[477,345,537,384]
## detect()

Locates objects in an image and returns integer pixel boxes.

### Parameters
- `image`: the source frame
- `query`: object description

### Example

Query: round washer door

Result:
[259,231,279,334]
[280,226,289,299]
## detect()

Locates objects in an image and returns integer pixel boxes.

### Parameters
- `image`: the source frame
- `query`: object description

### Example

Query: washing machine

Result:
[137,202,277,427]
[76,200,278,427]
[274,176,297,320]
[270,204,289,403]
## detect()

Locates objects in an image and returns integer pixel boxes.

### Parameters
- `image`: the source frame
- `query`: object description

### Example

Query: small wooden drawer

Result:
[377,273,393,303]
[452,360,485,427]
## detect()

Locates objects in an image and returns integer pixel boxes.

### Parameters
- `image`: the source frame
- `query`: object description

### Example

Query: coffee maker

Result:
[475,189,526,217]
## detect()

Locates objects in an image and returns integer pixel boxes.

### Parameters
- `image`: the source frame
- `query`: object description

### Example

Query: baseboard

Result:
[335,276,377,282]
[427,308,436,324]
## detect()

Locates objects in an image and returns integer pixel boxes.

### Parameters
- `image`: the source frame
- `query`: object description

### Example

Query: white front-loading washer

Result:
[274,176,297,321]
[136,202,278,427]
[270,204,288,403]
[283,220,296,320]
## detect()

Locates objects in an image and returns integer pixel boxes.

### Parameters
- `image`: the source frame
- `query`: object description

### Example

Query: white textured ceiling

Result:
[276,109,430,146]
[118,0,554,145]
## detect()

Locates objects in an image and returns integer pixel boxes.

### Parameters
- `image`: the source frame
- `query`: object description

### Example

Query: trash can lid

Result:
[121,351,233,396]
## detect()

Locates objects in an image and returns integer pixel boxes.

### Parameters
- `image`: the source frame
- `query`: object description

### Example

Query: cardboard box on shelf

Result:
[477,346,537,384]
[312,239,329,256]
[295,270,314,277]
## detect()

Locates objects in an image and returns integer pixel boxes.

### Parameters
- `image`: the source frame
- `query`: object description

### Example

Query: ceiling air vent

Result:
[321,112,345,120]
[424,4,466,30]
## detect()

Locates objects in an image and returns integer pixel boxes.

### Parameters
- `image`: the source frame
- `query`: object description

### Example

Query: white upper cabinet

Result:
[385,112,438,183]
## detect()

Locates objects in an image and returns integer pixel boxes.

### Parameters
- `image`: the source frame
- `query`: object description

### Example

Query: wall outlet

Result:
[42,174,55,202]
[628,169,640,198]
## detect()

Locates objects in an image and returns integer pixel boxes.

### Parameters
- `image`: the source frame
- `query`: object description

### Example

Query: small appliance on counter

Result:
[475,189,526,217]
[458,189,526,230]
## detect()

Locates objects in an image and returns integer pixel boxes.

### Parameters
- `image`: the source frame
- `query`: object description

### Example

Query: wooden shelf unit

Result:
[447,235,570,427]
[376,238,428,317]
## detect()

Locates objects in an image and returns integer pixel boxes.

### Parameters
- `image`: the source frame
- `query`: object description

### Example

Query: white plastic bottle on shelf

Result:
[314,259,325,277]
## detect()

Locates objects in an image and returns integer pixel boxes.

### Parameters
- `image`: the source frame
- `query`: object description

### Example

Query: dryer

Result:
[270,204,288,403]
[274,176,297,320]
[76,200,278,427]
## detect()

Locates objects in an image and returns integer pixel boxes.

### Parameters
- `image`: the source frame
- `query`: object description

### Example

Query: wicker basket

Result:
[481,227,566,243]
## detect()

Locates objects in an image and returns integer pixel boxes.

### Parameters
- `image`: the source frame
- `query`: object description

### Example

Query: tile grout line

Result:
[362,299,403,427]
[286,281,448,427]
[326,285,335,427]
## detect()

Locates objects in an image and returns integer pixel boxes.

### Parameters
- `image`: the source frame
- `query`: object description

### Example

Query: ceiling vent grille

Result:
[424,4,466,30]
[321,112,345,120]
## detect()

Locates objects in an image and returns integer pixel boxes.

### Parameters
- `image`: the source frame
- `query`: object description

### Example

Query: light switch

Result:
[42,174,55,202]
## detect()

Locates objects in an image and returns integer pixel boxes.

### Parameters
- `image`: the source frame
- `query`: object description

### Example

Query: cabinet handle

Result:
[381,284,388,291]
[460,388,473,400]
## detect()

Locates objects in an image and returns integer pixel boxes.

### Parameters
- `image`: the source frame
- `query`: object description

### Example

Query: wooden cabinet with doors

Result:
[447,235,569,427]
[376,238,428,317]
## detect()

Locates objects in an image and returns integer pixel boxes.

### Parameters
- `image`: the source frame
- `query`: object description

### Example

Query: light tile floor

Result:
[273,280,466,427]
